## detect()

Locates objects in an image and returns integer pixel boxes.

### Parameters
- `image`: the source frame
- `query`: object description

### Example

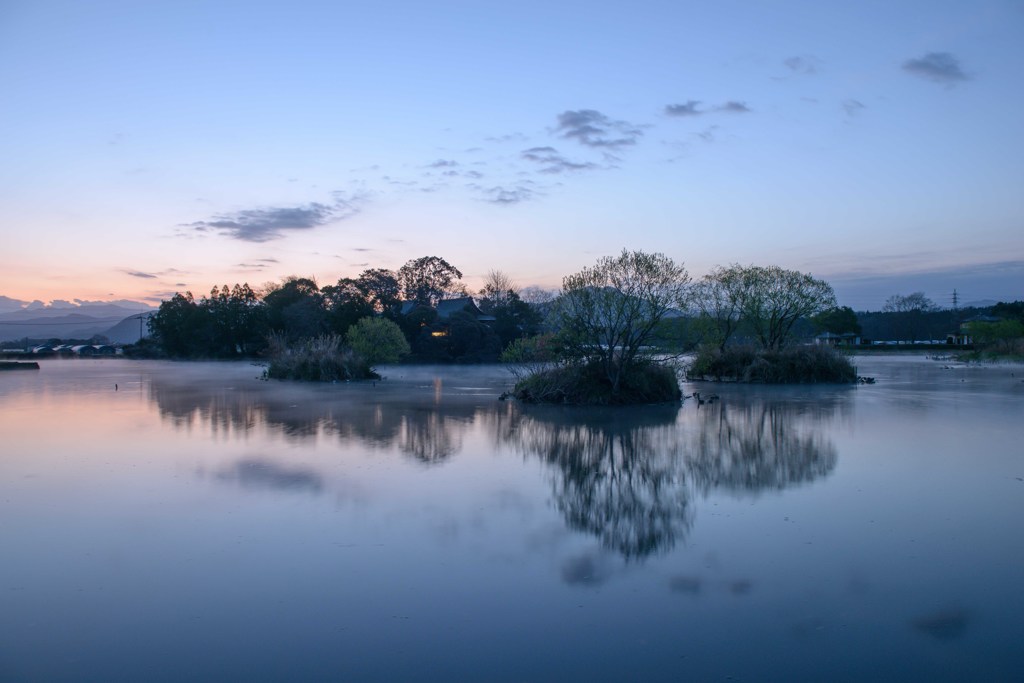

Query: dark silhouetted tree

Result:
[356,268,402,315]
[397,256,463,306]
[322,278,375,336]
[149,292,210,357]
[812,306,862,336]
[263,277,327,340]
[205,283,267,355]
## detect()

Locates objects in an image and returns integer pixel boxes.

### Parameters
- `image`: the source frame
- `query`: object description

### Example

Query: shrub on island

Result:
[512,361,681,405]
[265,318,410,382]
[687,345,857,384]
[265,334,374,381]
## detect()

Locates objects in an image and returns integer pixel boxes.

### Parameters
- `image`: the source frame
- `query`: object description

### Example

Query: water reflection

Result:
[149,375,845,558]
[687,399,840,495]
[504,405,693,559]
[214,457,324,494]
[149,378,481,463]
[507,397,843,558]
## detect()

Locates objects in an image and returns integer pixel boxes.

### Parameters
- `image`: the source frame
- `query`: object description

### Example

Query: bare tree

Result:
[883,292,938,342]
[479,269,518,306]
[883,292,937,313]
[691,265,745,351]
[553,250,690,394]
[518,286,558,305]
[735,265,836,350]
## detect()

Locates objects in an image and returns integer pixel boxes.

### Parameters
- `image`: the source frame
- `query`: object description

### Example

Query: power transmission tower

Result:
[951,289,959,311]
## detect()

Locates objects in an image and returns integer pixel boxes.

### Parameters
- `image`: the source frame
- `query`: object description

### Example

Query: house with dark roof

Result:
[400,297,495,322]
[399,296,497,340]
[435,297,495,323]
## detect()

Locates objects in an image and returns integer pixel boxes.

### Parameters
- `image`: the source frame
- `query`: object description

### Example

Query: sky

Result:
[1,0,1022,311]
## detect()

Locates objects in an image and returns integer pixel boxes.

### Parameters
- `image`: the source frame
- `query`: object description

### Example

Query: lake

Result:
[1,356,1021,681]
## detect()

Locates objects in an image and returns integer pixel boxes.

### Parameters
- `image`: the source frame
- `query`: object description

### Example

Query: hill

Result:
[0,304,153,344]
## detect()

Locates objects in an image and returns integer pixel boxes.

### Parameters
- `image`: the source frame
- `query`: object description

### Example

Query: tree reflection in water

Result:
[686,399,839,495]
[149,374,845,559]
[505,396,844,559]
[503,405,694,560]
[148,378,479,464]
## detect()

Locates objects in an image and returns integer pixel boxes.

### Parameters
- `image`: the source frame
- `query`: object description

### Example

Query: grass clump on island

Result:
[687,345,857,384]
[510,357,681,405]
[264,317,410,382]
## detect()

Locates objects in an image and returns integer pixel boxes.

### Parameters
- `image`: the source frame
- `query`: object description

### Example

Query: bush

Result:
[967,320,1024,358]
[688,345,856,384]
[264,334,377,382]
[346,317,410,366]
[513,361,682,405]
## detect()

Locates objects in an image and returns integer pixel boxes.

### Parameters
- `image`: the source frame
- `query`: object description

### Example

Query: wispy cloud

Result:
[842,99,866,116]
[555,110,643,149]
[902,52,969,84]
[144,291,182,303]
[664,101,703,117]
[521,146,599,173]
[125,270,157,279]
[485,133,529,143]
[714,101,751,113]
[667,101,751,116]
[185,192,364,242]
[426,159,458,168]
[696,125,719,142]
[784,55,819,75]
[475,184,538,205]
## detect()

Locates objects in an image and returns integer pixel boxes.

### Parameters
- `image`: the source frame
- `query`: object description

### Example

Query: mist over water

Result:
[1,357,1021,681]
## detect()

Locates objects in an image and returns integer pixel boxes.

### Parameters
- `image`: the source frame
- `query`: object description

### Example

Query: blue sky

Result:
[1,0,1021,310]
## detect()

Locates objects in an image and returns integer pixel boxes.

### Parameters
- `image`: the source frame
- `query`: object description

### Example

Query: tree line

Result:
[141,250,1022,375]
[144,256,541,363]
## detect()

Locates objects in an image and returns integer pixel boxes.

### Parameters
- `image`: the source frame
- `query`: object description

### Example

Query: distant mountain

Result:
[101,313,155,344]
[0,314,113,342]
[0,304,154,344]
[0,303,150,322]
[962,299,998,309]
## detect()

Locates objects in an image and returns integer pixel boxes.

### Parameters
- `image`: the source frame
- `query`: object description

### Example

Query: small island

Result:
[506,252,855,405]
[684,264,857,384]
[505,250,687,405]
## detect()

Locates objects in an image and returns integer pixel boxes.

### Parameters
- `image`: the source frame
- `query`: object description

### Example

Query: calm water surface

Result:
[1,356,1021,681]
